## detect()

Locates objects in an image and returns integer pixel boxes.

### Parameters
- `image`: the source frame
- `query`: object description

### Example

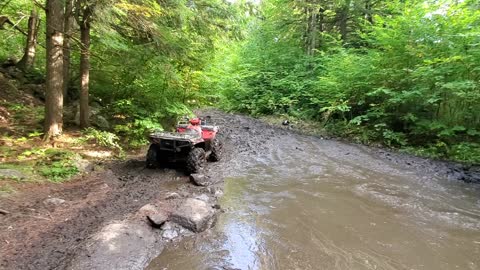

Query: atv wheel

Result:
[209,137,223,162]
[186,147,206,174]
[146,144,159,168]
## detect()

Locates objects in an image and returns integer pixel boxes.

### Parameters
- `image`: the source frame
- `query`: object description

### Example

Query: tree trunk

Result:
[303,7,311,54]
[63,0,74,102]
[317,7,324,49]
[338,4,349,43]
[44,0,65,139]
[17,9,40,72]
[79,21,90,128]
[365,0,373,24]
[309,11,318,56]
[305,7,318,56]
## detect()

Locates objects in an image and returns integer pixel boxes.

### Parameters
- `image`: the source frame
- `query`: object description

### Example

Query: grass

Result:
[0,162,34,180]
[0,183,15,197]
[0,101,124,183]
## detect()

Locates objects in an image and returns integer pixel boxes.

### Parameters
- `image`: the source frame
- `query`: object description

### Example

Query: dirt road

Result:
[0,110,478,270]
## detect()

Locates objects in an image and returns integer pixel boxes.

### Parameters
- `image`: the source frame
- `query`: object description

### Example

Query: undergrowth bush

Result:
[37,149,79,182]
[39,161,79,182]
[82,127,122,150]
[211,1,480,164]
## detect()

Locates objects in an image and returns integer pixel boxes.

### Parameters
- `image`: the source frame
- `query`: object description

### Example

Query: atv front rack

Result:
[149,131,200,141]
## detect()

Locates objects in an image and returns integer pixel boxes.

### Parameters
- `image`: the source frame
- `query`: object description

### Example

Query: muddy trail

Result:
[1,110,479,270]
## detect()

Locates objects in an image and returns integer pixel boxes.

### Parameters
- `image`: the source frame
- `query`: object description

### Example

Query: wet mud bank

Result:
[1,109,479,270]
[0,159,227,270]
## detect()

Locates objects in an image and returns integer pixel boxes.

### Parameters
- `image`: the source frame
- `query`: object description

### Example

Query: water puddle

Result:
[148,137,480,270]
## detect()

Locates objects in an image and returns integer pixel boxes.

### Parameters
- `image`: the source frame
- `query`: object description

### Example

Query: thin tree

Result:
[63,0,74,101]
[75,0,94,128]
[17,9,40,72]
[44,0,65,139]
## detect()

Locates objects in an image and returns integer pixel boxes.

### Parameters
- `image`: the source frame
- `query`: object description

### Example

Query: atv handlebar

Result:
[179,115,218,126]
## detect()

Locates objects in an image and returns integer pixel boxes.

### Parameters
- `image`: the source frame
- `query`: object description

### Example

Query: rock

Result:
[90,106,101,116]
[22,83,45,101]
[164,192,181,200]
[5,66,24,81]
[63,104,77,124]
[161,221,174,230]
[195,194,210,202]
[92,115,110,129]
[74,110,81,126]
[179,191,190,197]
[68,221,160,270]
[91,101,103,109]
[171,198,215,232]
[72,102,109,129]
[147,211,168,227]
[207,186,223,198]
[162,229,178,240]
[448,166,480,184]
[190,173,211,186]
[0,169,26,180]
[1,58,17,68]
[44,197,66,206]
[72,156,93,173]
[214,189,224,198]
[137,204,158,217]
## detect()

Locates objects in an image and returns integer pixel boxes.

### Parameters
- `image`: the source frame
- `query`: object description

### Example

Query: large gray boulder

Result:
[92,115,110,129]
[72,155,94,173]
[170,198,215,232]
[190,173,211,186]
[0,169,26,180]
[68,221,162,270]
[70,101,109,129]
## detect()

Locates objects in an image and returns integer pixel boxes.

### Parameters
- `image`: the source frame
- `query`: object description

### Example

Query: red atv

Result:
[146,116,222,173]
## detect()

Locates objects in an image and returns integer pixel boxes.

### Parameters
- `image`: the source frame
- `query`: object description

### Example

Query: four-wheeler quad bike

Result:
[146,116,223,174]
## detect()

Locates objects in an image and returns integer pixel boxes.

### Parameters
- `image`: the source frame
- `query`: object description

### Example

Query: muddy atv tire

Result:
[209,137,223,162]
[186,147,206,174]
[146,144,159,168]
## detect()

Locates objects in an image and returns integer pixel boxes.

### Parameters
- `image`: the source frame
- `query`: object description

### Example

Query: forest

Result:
[0,0,479,169]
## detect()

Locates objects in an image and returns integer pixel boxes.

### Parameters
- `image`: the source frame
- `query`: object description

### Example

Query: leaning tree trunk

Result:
[79,20,90,128]
[44,0,65,139]
[63,0,74,101]
[17,9,40,72]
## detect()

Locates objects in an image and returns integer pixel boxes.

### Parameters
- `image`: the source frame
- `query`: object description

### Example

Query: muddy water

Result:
[148,133,480,270]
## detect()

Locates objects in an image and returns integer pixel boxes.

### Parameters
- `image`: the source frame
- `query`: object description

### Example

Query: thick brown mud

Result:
[0,161,188,270]
[1,110,479,270]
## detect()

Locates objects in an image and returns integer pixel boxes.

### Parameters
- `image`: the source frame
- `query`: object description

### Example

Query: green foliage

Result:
[39,161,79,182]
[2,0,245,149]
[82,127,122,150]
[114,117,163,148]
[212,0,480,164]
[0,0,46,69]
[37,149,80,182]
[18,147,47,160]
[2,0,478,164]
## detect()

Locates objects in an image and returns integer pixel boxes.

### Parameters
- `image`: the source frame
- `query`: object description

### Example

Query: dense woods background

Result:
[1,0,479,164]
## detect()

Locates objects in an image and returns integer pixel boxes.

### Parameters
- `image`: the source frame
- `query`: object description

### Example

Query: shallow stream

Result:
[148,132,480,270]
